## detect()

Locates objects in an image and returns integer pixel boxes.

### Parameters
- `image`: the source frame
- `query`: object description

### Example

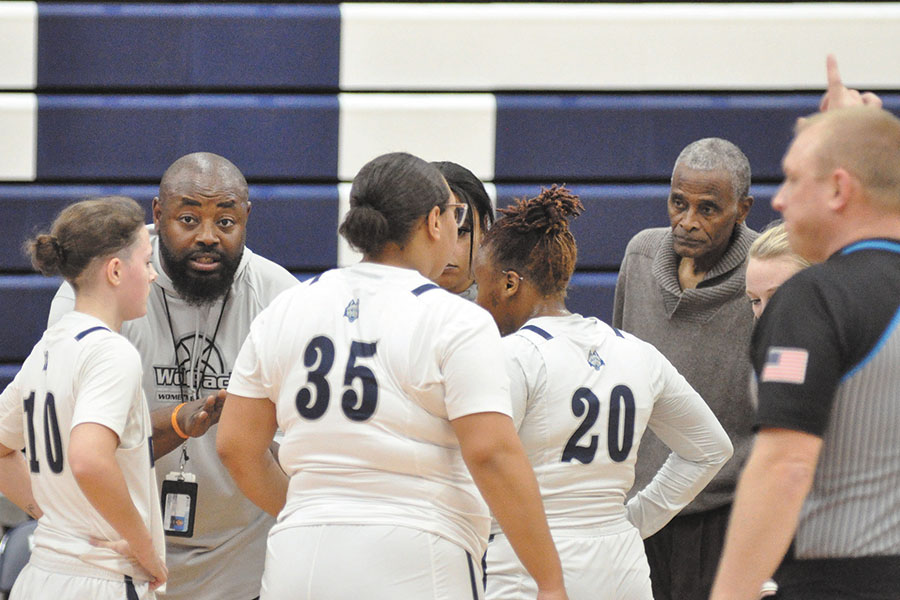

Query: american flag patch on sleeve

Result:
[761,347,809,384]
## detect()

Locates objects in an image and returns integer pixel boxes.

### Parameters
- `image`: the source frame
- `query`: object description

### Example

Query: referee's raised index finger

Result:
[826,54,843,90]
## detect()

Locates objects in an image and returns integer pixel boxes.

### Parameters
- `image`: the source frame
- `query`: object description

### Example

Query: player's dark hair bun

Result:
[340,205,390,256]
[339,152,449,256]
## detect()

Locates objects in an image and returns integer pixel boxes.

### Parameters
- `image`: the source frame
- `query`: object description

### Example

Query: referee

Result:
[711,106,900,599]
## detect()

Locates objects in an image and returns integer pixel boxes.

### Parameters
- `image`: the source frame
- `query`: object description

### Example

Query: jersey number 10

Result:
[562,385,635,464]
[295,336,379,422]
[23,391,65,474]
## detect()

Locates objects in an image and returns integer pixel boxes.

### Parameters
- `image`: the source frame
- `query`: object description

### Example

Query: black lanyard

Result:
[161,286,230,403]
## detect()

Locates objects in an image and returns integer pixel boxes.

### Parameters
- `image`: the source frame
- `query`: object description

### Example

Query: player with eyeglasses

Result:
[433,162,496,300]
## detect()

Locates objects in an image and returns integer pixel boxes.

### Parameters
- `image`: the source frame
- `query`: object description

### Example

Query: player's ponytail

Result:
[340,152,450,257]
[25,196,145,288]
[483,185,583,297]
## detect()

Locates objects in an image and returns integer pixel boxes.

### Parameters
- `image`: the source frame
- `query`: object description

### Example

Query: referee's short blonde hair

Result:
[797,107,900,212]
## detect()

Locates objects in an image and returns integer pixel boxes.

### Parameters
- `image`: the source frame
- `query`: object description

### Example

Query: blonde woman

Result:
[746,223,811,319]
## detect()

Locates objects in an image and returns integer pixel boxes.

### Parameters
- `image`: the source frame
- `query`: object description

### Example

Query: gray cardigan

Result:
[613,224,758,514]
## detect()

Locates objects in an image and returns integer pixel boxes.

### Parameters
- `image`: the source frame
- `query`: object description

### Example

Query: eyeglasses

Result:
[446,202,469,228]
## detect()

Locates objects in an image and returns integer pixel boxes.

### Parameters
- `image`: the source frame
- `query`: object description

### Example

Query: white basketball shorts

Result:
[486,527,651,600]
[261,524,483,600]
[11,561,154,600]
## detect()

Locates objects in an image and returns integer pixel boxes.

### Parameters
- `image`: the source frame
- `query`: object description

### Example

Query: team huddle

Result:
[0,57,898,600]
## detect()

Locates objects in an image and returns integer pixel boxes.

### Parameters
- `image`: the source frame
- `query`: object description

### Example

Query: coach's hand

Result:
[179,389,227,438]
[151,389,228,459]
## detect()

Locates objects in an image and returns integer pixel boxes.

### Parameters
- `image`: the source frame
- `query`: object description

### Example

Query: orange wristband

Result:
[171,403,189,439]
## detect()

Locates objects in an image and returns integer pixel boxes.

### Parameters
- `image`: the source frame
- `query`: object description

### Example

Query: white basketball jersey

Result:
[0,312,165,581]
[499,315,731,537]
[229,263,513,560]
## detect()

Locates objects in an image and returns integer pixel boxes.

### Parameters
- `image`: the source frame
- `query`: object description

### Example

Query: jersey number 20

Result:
[295,336,378,422]
[562,385,635,464]
[23,391,64,474]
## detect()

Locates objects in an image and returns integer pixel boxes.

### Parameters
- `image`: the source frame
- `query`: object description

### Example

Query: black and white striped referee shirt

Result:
[751,239,900,560]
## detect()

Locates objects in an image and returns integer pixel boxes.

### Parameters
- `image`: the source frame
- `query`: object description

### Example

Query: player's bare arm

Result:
[710,428,822,600]
[70,422,168,590]
[0,442,42,519]
[451,411,569,600]
[217,392,288,517]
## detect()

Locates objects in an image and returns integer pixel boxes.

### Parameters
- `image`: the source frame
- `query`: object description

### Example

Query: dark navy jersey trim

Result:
[841,240,900,255]
[842,304,900,382]
[308,273,322,285]
[613,327,625,338]
[483,534,497,591]
[74,326,110,341]
[125,574,139,600]
[412,283,440,296]
[520,325,553,340]
[466,553,479,600]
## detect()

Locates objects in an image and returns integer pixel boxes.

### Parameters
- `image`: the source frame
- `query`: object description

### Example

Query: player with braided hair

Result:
[474,186,733,600]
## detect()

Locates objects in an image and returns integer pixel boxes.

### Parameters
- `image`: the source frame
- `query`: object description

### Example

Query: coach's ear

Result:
[152,197,163,228]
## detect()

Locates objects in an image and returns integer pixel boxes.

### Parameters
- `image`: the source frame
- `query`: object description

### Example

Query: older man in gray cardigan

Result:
[613,137,758,600]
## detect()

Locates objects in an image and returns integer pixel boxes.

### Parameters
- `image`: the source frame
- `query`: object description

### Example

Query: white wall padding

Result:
[0,2,37,90]
[0,93,37,181]
[338,93,496,181]
[341,3,900,91]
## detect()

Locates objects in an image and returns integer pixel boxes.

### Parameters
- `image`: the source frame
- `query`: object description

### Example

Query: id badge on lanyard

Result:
[161,444,197,537]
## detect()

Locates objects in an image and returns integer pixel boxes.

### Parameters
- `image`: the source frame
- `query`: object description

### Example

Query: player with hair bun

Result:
[474,186,733,600]
[217,152,567,600]
[0,196,166,598]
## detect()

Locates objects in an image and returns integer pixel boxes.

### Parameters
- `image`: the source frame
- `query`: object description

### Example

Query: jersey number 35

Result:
[295,336,378,422]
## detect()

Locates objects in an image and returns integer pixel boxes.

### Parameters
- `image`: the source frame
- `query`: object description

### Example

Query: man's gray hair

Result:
[672,138,751,201]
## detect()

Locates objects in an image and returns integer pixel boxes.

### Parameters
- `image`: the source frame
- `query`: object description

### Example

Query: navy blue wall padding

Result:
[36,95,339,180]
[0,183,777,272]
[245,186,338,270]
[37,4,341,90]
[0,276,60,362]
[566,272,617,323]
[0,185,338,271]
[0,272,320,368]
[0,366,17,392]
[496,184,780,269]
[0,185,155,271]
[495,95,900,181]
